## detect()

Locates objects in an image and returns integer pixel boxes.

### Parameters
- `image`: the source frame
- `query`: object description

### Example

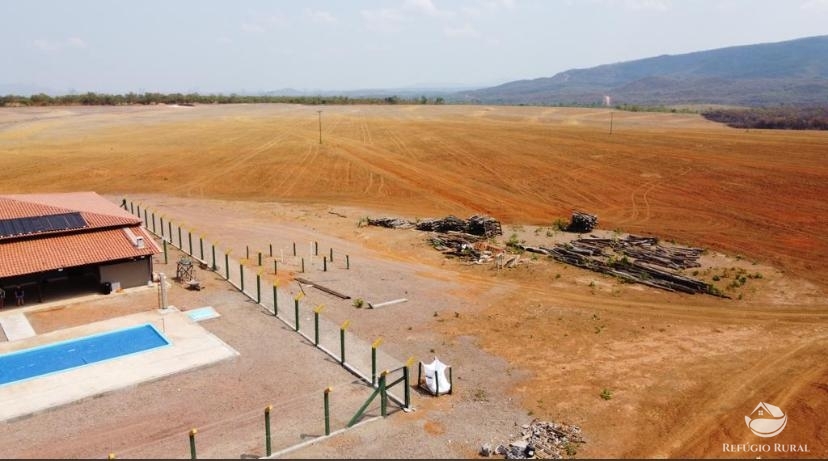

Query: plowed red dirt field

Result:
[0,104,826,458]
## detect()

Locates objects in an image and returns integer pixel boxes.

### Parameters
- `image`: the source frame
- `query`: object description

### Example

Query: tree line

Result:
[701,106,828,130]
[0,92,446,107]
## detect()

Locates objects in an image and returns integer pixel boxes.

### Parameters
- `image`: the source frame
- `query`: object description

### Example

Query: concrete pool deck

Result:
[0,306,238,422]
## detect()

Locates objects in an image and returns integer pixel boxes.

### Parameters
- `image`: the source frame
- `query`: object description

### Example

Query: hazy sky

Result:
[1,0,826,94]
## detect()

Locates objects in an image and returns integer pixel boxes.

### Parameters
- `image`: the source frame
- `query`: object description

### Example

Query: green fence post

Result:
[143,208,148,227]
[292,242,296,256]
[301,257,305,273]
[314,310,320,345]
[211,244,216,271]
[136,204,140,218]
[264,405,272,457]
[177,226,182,248]
[340,321,349,365]
[163,239,168,264]
[314,241,318,256]
[269,243,273,257]
[240,263,245,292]
[151,212,156,233]
[258,252,262,266]
[323,256,327,272]
[371,338,383,386]
[188,232,193,255]
[324,387,332,436]
[256,272,261,303]
[129,202,134,214]
[380,372,388,417]
[160,217,165,238]
[168,221,172,243]
[189,428,197,460]
[346,255,350,270]
[225,253,230,279]
[199,237,204,260]
[274,260,277,275]
[313,305,324,346]
[403,364,411,409]
[329,247,333,262]
[257,272,263,303]
[294,295,303,332]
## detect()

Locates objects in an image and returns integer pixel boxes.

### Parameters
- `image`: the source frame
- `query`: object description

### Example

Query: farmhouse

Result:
[0,192,159,304]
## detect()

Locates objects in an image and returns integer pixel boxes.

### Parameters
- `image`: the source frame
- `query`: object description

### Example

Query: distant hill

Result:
[455,35,828,107]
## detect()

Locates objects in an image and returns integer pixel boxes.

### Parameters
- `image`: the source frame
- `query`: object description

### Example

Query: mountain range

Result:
[453,35,828,107]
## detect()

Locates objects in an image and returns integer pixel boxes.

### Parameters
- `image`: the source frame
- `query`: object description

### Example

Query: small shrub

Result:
[712,275,720,281]
[353,298,365,308]
[552,218,568,231]
[600,388,613,400]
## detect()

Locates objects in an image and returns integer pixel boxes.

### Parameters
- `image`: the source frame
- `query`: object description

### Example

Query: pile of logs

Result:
[367,215,503,238]
[566,211,598,233]
[468,215,504,238]
[416,215,468,233]
[486,419,585,459]
[517,235,723,297]
[366,217,413,229]
[416,215,503,237]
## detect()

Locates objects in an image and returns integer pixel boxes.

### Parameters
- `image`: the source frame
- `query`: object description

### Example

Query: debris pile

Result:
[416,215,470,233]
[566,211,598,233]
[366,217,413,229]
[518,235,722,296]
[489,420,585,459]
[367,215,502,238]
[467,215,504,238]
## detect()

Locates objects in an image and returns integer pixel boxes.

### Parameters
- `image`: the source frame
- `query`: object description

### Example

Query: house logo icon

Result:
[745,402,787,438]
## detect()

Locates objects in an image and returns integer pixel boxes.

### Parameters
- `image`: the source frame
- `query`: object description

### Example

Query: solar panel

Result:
[0,212,87,238]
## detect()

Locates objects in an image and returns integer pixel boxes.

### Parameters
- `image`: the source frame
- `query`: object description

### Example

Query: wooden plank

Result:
[293,277,351,299]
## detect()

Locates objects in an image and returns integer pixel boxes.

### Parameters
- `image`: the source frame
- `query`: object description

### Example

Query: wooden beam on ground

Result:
[294,277,351,300]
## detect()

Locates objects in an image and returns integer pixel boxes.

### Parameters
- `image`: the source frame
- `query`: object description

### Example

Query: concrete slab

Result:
[0,307,239,422]
[0,313,36,341]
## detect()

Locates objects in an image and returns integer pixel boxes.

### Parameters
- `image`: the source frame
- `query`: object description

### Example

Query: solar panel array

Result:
[0,212,87,238]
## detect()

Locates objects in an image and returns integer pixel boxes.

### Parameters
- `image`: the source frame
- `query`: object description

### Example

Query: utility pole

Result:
[609,111,613,135]
[317,110,322,144]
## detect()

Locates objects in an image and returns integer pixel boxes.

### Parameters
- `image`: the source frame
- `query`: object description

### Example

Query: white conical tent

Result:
[421,357,451,395]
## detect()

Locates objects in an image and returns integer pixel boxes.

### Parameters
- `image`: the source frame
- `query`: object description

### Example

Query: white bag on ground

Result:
[422,357,451,395]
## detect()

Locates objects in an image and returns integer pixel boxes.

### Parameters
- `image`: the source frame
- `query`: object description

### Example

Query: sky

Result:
[1,0,826,95]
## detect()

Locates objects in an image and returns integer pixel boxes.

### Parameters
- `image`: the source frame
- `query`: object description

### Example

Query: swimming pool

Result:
[0,323,170,386]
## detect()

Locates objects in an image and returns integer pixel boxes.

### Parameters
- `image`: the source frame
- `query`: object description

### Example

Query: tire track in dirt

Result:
[656,335,828,457]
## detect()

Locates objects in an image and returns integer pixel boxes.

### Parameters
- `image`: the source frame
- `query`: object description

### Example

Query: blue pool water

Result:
[0,323,169,386]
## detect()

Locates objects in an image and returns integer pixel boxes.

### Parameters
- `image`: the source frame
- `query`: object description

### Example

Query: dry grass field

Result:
[1,104,826,458]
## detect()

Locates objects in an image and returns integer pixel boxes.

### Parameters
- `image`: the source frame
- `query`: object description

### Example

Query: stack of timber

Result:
[566,211,598,233]
[366,217,413,229]
[518,235,724,297]
[416,215,504,237]
[416,215,468,233]
[467,215,503,238]
[368,214,503,238]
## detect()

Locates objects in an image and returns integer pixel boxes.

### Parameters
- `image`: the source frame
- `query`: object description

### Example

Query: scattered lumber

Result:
[490,419,585,459]
[543,235,725,297]
[367,217,413,229]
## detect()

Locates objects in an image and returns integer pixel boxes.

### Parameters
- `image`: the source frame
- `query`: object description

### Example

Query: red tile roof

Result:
[0,226,158,278]
[0,192,160,277]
